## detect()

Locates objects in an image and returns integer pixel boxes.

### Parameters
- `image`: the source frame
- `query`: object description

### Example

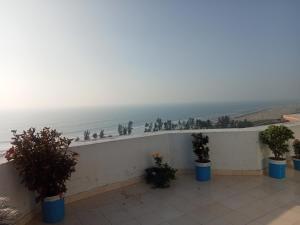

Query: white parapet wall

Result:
[1,122,300,224]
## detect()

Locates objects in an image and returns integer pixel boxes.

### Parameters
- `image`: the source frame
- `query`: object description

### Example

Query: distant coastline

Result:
[0,102,299,156]
[234,103,300,121]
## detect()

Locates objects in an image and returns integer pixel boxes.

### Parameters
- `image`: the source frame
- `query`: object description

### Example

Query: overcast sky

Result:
[0,0,299,110]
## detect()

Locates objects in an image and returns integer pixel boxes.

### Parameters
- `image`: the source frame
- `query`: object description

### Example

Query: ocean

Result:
[0,101,284,154]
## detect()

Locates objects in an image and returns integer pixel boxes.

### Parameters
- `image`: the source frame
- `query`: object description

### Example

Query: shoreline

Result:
[1,103,299,154]
[234,103,300,122]
[233,108,271,120]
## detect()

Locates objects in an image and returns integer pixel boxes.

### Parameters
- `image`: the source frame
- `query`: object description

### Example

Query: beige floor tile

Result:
[251,202,300,224]
[265,207,300,224]
[167,214,200,225]
[127,204,156,218]
[246,221,263,225]
[221,210,253,225]
[26,171,300,225]
[115,218,141,225]
[247,186,274,199]
[103,208,135,224]
[135,211,166,225]
[219,193,257,210]
[153,205,184,221]
[234,200,272,220]
[77,210,111,225]
[187,202,233,224]
[282,203,300,214]
[165,194,202,213]
[204,217,234,225]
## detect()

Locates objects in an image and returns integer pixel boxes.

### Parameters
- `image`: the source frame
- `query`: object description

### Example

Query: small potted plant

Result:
[293,139,300,171]
[145,153,177,188]
[259,125,294,179]
[5,128,78,223]
[192,133,211,181]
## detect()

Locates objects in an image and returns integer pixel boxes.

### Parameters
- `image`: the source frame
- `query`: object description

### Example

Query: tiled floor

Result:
[30,169,300,225]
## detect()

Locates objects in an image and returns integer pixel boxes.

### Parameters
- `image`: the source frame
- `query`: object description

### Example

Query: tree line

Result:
[75,116,253,141]
[144,116,253,133]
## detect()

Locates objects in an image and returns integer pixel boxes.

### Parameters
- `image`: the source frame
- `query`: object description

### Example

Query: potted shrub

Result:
[292,139,300,171]
[5,128,78,223]
[192,133,211,181]
[259,125,294,179]
[145,153,177,188]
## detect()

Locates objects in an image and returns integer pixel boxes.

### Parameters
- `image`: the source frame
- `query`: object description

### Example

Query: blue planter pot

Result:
[293,158,300,171]
[269,159,286,179]
[195,162,211,181]
[42,195,65,223]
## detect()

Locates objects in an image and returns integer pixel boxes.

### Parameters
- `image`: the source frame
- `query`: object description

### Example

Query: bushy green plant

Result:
[5,128,78,202]
[259,125,294,160]
[293,139,300,159]
[0,198,17,225]
[192,133,210,163]
[145,153,177,188]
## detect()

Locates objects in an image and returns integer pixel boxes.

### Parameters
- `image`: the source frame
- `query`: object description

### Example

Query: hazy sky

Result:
[0,0,299,110]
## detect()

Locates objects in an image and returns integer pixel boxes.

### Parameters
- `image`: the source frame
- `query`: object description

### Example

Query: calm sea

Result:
[0,101,284,154]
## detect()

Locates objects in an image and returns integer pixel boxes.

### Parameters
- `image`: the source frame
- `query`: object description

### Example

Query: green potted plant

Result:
[5,128,78,223]
[145,153,177,188]
[192,133,211,181]
[259,125,294,179]
[292,139,300,171]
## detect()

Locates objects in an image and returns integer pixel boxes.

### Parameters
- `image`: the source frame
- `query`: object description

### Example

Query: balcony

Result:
[29,169,300,225]
[0,122,300,225]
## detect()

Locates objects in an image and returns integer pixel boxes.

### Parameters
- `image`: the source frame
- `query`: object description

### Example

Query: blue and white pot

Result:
[293,158,300,171]
[195,161,211,181]
[269,159,286,179]
[42,195,65,223]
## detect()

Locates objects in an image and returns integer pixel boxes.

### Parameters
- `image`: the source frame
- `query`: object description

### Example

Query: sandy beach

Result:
[234,103,300,122]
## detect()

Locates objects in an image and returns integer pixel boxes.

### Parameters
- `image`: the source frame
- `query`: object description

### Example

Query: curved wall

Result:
[1,122,300,224]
